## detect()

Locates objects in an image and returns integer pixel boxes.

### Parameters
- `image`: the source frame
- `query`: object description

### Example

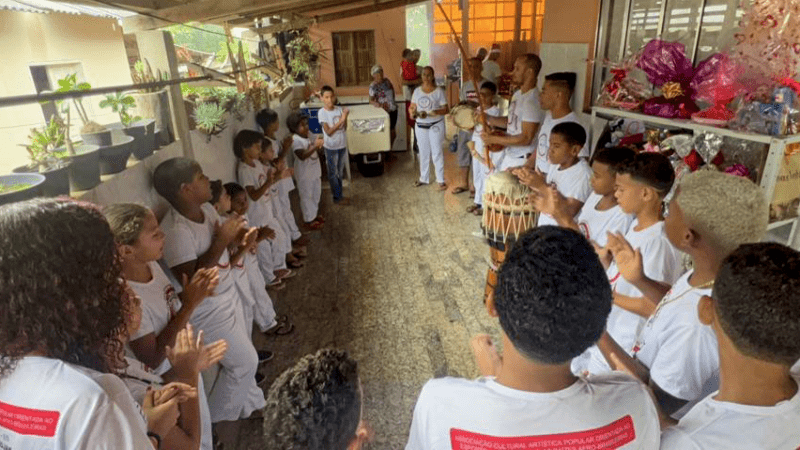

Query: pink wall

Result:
[310,7,407,97]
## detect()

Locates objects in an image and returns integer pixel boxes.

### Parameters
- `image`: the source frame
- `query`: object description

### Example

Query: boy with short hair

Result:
[287,111,325,230]
[406,227,660,449]
[533,146,635,246]
[518,122,592,227]
[661,243,800,448]
[153,157,266,424]
[584,153,683,375]
[264,348,372,450]
[318,85,350,205]
[466,81,501,216]
[598,170,769,420]
[528,72,589,174]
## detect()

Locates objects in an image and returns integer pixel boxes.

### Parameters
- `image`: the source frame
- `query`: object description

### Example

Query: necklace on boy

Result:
[631,279,714,354]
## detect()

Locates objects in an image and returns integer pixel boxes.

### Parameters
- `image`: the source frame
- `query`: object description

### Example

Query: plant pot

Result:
[127,119,157,160]
[13,163,71,197]
[68,144,101,192]
[132,89,173,144]
[0,173,46,205]
[81,129,113,147]
[98,135,135,175]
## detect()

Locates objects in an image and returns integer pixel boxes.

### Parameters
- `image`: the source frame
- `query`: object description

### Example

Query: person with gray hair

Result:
[368,64,398,146]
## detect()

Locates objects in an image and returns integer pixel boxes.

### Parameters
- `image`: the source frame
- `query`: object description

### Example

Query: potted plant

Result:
[193,101,227,141]
[56,74,112,146]
[100,92,157,160]
[12,117,71,196]
[0,173,46,206]
[131,59,173,145]
[286,32,328,98]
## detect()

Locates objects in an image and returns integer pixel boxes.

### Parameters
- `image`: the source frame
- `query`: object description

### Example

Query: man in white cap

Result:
[482,43,502,84]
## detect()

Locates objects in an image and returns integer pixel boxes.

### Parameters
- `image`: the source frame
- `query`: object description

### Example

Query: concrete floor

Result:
[230,147,504,449]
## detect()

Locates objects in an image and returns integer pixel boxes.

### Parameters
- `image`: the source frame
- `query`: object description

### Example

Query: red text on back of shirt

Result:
[0,401,60,437]
[450,415,636,450]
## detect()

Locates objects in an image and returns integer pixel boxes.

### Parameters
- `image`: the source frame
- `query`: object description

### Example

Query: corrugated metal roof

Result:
[0,0,135,19]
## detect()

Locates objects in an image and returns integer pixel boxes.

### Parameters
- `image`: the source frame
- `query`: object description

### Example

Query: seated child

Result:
[255,108,310,249]
[580,153,683,375]
[234,130,295,282]
[597,170,768,420]
[660,243,800,448]
[121,284,224,450]
[221,181,293,336]
[466,81,501,216]
[516,121,592,227]
[0,198,184,449]
[406,227,660,449]
[264,349,371,450]
[287,111,326,229]
[153,157,266,423]
[533,146,635,247]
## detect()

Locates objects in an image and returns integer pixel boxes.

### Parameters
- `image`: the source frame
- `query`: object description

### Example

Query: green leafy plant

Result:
[193,101,226,137]
[20,117,69,171]
[55,73,107,136]
[99,92,141,127]
[286,32,328,88]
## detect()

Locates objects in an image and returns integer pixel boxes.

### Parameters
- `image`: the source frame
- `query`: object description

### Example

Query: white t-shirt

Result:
[160,203,238,323]
[265,136,297,194]
[406,373,660,450]
[0,357,153,449]
[411,87,447,124]
[634,271,718,419]
[660,378,800,449]
[481,60,502,84]
[504,88,544,164]
[576,193,634,247]
[538,159,592,227]
[317,106,347,150]
[534,112,590,175]
[586,220,683,374]
[291,134,321,181]
[237,160,273,226]
[472,105,501,167]
[459,79,485,103]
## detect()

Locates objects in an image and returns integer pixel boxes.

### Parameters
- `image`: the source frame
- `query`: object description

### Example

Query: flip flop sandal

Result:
[267,279,286,290]
[451,186,469,194]
[414,181,428,187]
[288,260,304,269]
[314,215,325,223]
[473,208,484,216]
[265,321,294,336]
[257,350,274,363]
[438,183,448,191]
[466,204,479,213]
[305,221,324,230]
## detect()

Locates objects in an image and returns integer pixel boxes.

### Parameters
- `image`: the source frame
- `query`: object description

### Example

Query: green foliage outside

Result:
[406,4,431,67]
[166,23,253,66]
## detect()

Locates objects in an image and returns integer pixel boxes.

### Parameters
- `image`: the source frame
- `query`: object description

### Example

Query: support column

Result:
[135,30,194,158]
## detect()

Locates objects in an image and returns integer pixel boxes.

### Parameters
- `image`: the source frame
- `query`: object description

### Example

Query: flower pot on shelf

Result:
[0,173,46,205]
[132,89,173,144]
[80,129,112,147]
[12,163,71,197]
[68,144,100,192]
[108,119,157,160]
[98,135,134,175]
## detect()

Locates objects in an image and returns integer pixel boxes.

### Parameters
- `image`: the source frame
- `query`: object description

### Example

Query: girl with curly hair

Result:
[0,198,188,449]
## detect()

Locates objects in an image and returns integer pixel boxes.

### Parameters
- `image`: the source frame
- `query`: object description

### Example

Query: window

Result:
[433,0,545,46]
[332,30,376,87]
[592,0,745,102]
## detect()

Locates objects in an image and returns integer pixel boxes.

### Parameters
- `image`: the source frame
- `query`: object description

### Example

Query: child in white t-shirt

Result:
[234,130,294,281]
[287,111,326,228]
[660,243,800,448]
[584,153,683,375]
[407,227,660,449]
[466,81,501,216]
[516,122,592,227]
[533,146,635,247]
[154,157,266,423]
[599,170,769,421]
[0,199,182,449]
[318,86,350,204]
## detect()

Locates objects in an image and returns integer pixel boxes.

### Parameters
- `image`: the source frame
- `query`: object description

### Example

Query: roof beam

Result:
[226,0,364,26]
[54,0,183,13]
[252,0,424,35]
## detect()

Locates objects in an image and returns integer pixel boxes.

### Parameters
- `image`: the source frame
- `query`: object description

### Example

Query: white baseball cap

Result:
[370,64,383,75]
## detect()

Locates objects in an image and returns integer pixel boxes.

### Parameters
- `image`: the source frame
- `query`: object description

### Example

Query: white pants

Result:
[277,179,303,241]
[416,122,445,184]
[472,157,489,206]
[192,286,265,422]
[297,175,321,223]
[245,253,277,332]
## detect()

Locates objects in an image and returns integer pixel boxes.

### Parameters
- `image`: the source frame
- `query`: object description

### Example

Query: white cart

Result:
[346,104,391,176]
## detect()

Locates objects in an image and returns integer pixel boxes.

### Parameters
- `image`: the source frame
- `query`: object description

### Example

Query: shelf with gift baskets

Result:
[590,106,800,250]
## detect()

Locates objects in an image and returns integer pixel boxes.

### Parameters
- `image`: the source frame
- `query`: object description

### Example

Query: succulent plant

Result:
[21,116,69,172]
[193,101,227,137]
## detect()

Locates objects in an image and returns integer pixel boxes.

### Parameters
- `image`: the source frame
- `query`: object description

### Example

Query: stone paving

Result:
[232,147,504,449]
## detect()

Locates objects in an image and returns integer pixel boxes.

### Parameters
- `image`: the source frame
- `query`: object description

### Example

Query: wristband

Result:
[147,431,162,449]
